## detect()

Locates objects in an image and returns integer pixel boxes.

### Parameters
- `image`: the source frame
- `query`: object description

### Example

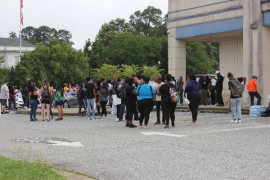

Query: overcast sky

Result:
[0,0,168,49]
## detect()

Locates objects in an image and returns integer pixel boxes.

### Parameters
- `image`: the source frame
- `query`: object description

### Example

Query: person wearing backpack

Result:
[159,74,177,129]
[119,78,129,121]
[227,72,246,123]
[136,76,156,127]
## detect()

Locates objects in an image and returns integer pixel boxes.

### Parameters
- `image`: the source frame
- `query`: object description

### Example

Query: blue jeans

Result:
[29,100,37,119]
[119,103,126,120]
[87,98,95,117]
[179,90,183,104]
[230,98,242,120]
[22,94,28,107]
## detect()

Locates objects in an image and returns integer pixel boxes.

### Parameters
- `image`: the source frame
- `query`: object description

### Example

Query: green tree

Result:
[9,31,18,39]
[121,64,140,78]
[141,65,163,80]
[129,6,163,36]
[186,41,218,75]
[12,40,88,87]
[103,33,164,67]
[93,64,122,80]
[21,26,73,45]
[0,68,10,84]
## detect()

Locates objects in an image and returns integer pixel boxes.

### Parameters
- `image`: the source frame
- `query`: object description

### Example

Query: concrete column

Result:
[262,27,270,105]
[243,0,263,107]
[168,28,186,81]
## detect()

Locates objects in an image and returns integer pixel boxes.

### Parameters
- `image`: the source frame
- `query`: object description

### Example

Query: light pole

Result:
[88,45,92,77]
[158,61,161,70]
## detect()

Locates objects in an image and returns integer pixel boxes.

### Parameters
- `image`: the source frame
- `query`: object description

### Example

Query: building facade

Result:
[167,0,270,106]
[0,38,35,68]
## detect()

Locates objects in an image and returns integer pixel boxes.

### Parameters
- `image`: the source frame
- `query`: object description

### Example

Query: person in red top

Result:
[247,76,261,106]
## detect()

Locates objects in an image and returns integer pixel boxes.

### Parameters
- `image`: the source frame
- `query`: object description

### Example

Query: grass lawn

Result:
[0,156,65,180]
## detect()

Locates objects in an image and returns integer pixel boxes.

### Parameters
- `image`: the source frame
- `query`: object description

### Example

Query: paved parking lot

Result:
[1,112,270,180]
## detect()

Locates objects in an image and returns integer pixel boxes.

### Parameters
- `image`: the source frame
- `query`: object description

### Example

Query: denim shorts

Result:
[55,100,63,106]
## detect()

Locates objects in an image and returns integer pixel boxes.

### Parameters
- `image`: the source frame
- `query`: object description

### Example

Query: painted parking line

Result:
[140,132,187,138]
[47,140,83,147]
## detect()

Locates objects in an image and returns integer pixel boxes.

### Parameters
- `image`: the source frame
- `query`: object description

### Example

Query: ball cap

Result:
[215,71,220,75]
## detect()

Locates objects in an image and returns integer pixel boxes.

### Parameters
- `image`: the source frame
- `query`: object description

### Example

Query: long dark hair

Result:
[102,83,109,95]
[56,85,63,96]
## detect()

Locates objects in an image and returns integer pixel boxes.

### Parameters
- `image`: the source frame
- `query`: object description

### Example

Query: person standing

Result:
[95,81,101,116]
[176,76,184,106]
[99,82,109,118]
[247,75,261,106]
[0,80,9,114]
[159,74,177,129]
[154,76,165,125]
[136,76,156,127]
[85,77,96,120]
[40,82,53,121]
[125,78,137,128]
[199,72,210,106]
[185,75,201,125]
[215,71,225,106]
[113,83,122,122]
[28,85,40,121]
[210,77,217,105]
[119,78,129,121]
[77,84,86,117]
[8,84,16,113]
[22,78,31,109]
[227,72,246,123]
[55,85,64,121]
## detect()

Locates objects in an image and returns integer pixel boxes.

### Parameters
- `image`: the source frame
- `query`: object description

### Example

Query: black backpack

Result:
[119,86,127,100]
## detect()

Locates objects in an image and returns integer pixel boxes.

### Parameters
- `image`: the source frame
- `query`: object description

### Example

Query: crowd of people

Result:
[0,70,263,127]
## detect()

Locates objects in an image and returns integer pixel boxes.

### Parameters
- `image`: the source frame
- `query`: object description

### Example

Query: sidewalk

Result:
[16,105,250,116]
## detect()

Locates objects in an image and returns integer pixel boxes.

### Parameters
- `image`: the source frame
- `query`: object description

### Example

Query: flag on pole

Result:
[20,0,23,26]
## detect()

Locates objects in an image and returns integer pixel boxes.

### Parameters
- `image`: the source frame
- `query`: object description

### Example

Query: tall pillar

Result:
[243,0,263,107]
[262,27,270,105]
[168,28,186,81]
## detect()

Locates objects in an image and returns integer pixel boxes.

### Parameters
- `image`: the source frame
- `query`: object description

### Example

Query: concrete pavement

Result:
[0,112,270,179]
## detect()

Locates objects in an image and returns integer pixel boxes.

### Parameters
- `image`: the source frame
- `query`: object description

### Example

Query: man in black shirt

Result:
[215,71,224,106]
[227,72,246,124]
[199,72,211,106]
[85,77,96,120]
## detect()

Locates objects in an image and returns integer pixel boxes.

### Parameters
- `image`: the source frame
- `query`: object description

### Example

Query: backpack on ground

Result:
[170,87,179,103]
[231,79,244,96]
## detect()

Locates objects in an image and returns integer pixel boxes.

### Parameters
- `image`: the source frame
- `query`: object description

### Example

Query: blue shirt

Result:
[136,84,156,101]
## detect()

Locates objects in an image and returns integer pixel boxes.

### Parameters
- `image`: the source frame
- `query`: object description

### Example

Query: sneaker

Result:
[230,120,236,123]
[238,120,242,124]
[164,125,169,129]
[116,119,121,122]
[1,112,5,114]
[89,117,92,120]
[55,118,60,121]
[154,122,160,125]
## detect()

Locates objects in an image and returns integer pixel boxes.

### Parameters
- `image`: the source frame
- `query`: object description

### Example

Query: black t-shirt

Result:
[159,83,174,101]
[85,83,95,99]
[199,76,211,89]
[216,74,224,88]
[228,77,243,98]
[126,86,137,104]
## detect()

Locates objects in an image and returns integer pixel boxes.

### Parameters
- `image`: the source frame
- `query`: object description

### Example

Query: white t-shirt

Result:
[0,84,9,99]
[211,79,217,86]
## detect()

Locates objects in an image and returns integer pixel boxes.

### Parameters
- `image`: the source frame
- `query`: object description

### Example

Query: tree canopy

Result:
[21,26,73,45]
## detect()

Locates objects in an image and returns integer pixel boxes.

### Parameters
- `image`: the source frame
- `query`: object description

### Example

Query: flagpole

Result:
[19,0,22,61]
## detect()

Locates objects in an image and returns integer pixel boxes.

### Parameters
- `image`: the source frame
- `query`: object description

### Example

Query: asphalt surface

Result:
[1,111,270,180]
